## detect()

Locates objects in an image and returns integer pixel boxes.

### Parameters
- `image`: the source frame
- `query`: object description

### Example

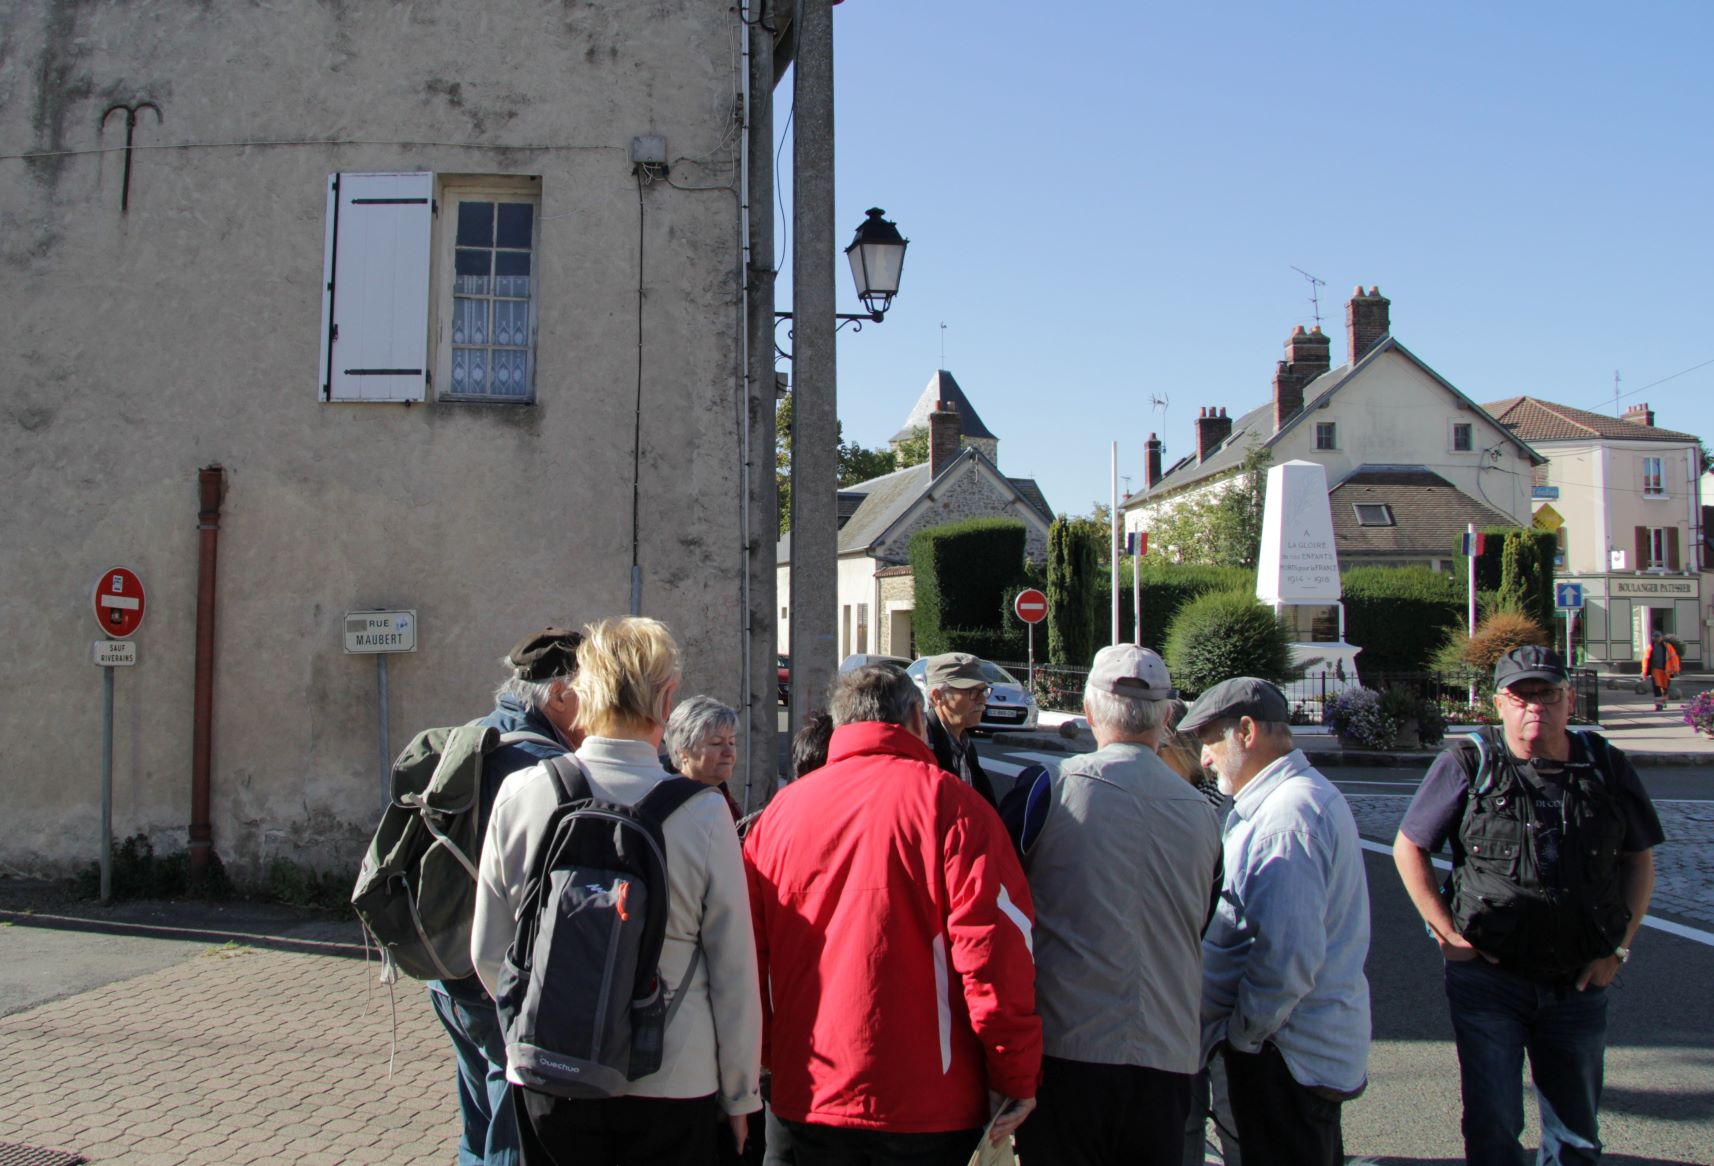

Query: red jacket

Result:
[742,722,1041,1133]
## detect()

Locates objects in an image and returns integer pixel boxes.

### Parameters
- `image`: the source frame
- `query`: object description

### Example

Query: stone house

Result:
[1,2,787,873]
[1121,287,1543,571]
[1484,397,1706,666]
[777,372,1053,660]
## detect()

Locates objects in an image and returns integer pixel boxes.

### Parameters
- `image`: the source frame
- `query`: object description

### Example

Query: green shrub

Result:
[1118,561,1253,655]
[1047,519,1101,665]
[909,518,1028,656]
[1164,589,1294,695]
[76,834,232,902]
[1342,566,1465,675]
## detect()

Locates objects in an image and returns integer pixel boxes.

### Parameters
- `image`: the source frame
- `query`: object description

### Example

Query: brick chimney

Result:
[1144,432,1164,488]
[928,400,961,478]
[1196,407,1232,463]
[1272,324,1330,432]
[1622,402,1655,428]
[1346,285,1390,364]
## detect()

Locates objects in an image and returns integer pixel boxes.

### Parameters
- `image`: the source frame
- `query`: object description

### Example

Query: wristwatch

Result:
[1613,945,1632,964]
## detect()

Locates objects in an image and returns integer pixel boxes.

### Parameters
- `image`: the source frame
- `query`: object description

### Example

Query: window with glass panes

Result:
[449,199,536,398]
[1642,456,1664,496]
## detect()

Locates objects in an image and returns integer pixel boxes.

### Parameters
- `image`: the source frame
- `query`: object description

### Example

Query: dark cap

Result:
[1492,645,1568,690]
[507,627,584,682]
[1178,677,1290,736]
[925,652,988,689]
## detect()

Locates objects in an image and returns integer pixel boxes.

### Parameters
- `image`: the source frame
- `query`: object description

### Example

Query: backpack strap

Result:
[633,775,710,829]
[1570,729,1619,788]
[543,753,594,806]
[498,730,563,750]
[1461,729,1501,796]
[662,946,703,1031]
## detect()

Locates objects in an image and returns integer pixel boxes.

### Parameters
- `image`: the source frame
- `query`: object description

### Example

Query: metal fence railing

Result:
[993,663,1600,725]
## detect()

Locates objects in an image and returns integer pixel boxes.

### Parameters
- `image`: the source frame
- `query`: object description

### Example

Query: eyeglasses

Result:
[954,684,991,699]
[1500,685,1568,707]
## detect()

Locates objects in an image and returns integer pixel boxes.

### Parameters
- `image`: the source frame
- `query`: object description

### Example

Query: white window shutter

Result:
[318,172,433,402]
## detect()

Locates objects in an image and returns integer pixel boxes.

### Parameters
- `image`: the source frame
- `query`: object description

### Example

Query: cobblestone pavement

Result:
[1347,795,1714,930]
[0,943,457,1164]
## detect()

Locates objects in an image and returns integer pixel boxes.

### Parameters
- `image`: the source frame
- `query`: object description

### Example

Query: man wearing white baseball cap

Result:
[1010,644,1224,1166]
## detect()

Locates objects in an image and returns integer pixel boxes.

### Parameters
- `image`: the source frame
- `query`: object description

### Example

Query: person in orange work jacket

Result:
[1642,631,1680,711]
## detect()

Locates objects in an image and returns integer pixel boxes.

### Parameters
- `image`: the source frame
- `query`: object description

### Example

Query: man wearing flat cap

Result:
[922,652,998,806]
[1394,646,1662,1166]
[428,627,584,1166]
[1008,644,1223,1166]
[1183,677,1370,1166]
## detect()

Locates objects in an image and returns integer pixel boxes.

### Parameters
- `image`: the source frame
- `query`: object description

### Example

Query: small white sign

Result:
[344,610,418,654]
[94,640,137,667]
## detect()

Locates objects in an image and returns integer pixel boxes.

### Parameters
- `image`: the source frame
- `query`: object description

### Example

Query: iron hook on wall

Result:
[100,100,162,214]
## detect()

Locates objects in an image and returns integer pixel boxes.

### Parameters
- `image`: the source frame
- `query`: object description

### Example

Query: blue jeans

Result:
[1445,958,1609,1166]
[429,979,520,1166]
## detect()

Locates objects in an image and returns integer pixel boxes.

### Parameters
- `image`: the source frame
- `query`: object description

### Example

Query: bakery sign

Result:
[1610,578,1698,598]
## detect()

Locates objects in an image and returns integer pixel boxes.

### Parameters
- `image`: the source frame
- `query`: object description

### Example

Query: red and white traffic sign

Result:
[1014,588,1048,625]
[93,567,146,638]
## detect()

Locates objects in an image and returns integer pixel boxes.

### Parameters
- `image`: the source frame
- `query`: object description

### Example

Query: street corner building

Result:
[0,1,790,874]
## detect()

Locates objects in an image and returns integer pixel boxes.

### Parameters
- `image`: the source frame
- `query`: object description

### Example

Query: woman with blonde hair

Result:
[473,617,762,1166]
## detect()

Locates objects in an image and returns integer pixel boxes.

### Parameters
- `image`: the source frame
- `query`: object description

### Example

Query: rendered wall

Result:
[0,1,752,874]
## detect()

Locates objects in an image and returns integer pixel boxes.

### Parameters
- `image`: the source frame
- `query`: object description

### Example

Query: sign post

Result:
[1126,531,1148,645]
[1014,588,1048,694]
[345,611,419,804]
[91,567,146,903]
[1556,583,1584,665]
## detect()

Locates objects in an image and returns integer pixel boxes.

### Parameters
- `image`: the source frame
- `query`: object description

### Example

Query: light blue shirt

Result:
[1201,749,1371,1094]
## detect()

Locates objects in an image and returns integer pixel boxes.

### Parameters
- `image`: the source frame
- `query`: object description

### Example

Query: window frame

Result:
[1352,502,1395,527]
[1450,421,1474,453]
[431,175,543,403]
[1641,455,1665,497]
[1647,526,1667,568]
[1315,421,1338,451]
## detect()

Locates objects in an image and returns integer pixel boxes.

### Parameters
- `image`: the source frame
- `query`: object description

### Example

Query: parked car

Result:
[838,653,911,673]
[777,654,790,704]
[904,656,1039,733]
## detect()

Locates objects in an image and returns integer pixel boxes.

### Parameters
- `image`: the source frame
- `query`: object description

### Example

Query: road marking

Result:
[1357,838,1713,948]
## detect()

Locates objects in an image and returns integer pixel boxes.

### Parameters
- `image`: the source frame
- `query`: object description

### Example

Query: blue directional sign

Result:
[1555,583,1584,610]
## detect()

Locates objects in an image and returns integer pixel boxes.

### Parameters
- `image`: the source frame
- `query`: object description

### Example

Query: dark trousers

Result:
[427,980,520,1166]
[1014,1054,1193,1166]
[776,1118,980,1166]
[1221,1044,1345,1166]
[514,1088,718,1166]
[1445,958,1609,1166]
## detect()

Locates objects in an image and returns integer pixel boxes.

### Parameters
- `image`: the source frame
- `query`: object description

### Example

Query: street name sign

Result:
[1555,583,1584,610]
[344,610,418,653]
[94,640,137,667]
[93,567,146,638]
[1014,589,1048,624]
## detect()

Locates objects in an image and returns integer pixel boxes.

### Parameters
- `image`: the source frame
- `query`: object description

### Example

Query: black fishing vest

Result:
[1445,729,1631,982]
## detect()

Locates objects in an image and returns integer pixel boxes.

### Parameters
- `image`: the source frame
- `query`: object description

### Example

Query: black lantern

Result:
[844,208,909,320]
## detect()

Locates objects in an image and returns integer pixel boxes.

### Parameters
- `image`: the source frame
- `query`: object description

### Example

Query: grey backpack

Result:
[495,754,707,1098]
[351,722,561,981]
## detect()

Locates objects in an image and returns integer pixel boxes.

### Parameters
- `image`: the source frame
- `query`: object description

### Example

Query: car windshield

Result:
[979,661,1018,685]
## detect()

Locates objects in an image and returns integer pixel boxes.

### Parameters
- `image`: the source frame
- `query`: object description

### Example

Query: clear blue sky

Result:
[774,1,1714,516]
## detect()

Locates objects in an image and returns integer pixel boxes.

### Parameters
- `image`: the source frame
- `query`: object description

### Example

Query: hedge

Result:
[1163,589,1294,695]
[909,518,1028,657]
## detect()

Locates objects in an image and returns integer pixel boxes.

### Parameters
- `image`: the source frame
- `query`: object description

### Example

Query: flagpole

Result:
[1110,443,1121,647]
[1466,522,1478,639]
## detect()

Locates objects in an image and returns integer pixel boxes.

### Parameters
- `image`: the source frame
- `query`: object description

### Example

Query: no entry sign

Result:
[1014,588,1048,625]
[93,567,146,638]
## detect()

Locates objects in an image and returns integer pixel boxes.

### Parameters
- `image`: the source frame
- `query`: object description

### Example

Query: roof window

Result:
[1353,503,1395,527]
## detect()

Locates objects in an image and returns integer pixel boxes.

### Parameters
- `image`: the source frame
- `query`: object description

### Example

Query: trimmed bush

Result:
[910,518,1028,656]
[1164,589,1294,695]
[1342,566,1466,675]
[1117,561,1254,654]
[1047,519,1101,665]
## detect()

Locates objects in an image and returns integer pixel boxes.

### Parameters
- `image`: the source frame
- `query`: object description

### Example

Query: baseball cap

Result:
[1178,677,1290,736]
[1492,645,1568,690]
[925,652,988,689]
[507,627,584,682]
[1086,644,1174,700]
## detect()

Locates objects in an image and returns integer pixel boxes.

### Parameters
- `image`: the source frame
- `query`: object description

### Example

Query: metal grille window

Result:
[448,198,537,398]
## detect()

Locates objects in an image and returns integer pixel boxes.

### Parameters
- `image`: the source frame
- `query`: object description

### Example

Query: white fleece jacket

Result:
[472,736,762,1115]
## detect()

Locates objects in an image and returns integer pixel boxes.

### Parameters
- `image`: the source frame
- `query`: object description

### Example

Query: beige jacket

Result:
[472,736,762,1115]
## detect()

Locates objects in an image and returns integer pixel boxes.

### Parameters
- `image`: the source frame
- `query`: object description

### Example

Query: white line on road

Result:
[1357,838,1713,948]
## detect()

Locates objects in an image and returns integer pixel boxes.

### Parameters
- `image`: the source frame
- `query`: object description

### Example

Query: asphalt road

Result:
[978,737,1714,1164]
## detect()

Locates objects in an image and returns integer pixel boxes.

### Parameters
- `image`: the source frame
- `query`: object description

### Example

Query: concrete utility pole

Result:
[743,0,778,811]
[789,0,838,732]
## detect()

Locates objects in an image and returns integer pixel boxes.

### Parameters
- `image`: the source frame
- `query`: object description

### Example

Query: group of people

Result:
[417,617,1661,1166]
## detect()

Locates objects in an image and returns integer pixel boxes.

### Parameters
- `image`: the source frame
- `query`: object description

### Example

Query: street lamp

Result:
[776,208,908,359]
[844,207,908,321]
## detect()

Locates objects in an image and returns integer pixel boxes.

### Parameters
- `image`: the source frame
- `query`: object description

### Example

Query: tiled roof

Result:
[1007,477,1054,523]
[1483,396,1700,444]
[891,369,997,442]
[1328,466,1519,558]
[874,564,914,578]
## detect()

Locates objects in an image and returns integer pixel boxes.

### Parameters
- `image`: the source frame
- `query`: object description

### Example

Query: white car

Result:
[905,656,1040,733]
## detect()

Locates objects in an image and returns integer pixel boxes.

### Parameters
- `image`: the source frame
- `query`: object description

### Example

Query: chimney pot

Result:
[1145,431,1164,488]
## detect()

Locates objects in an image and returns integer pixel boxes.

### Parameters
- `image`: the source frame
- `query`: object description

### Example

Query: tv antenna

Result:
[1291,266,1327,329]
[1612,369,1621,417]
[1149,393,1170,453]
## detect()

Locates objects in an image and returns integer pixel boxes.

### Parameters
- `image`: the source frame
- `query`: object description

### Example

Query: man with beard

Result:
[1182,678,1370,1166]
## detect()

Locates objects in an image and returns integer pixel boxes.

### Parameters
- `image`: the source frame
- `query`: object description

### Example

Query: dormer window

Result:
[1353,503,1395,527]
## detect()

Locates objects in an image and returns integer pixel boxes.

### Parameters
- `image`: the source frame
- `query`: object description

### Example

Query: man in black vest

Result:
[1393,646,1662,1166]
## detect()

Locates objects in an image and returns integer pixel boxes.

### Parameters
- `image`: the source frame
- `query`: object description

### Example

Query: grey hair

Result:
[664,695,739,767]
[1083,687,1168,737]
[1212,715,1293,747]
[494,664,569,713]
[831,664,923,728]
